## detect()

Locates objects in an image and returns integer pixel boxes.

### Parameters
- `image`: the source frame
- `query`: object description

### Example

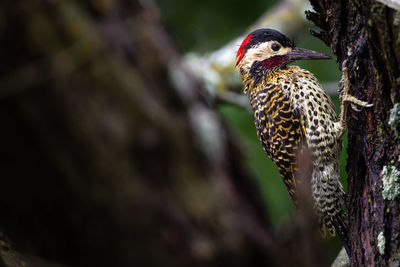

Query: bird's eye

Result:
[271,43,281,51]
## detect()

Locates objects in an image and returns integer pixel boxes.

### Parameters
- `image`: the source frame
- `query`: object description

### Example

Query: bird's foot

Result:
[335,60,373,138]
[338,60,373,111]
[341,93,373,112]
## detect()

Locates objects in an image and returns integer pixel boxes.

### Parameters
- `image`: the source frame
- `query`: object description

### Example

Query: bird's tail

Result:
[331,210,351,257]
[312,165,351,257]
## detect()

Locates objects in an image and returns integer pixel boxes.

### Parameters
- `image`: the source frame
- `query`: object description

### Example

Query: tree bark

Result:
[307,1,400,266]
[0,1,332,266]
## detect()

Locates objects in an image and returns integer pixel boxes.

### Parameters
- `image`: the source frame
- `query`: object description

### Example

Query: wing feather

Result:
[251,84,308,204]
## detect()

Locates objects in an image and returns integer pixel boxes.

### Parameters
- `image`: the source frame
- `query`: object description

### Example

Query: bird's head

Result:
[236,28,331,73]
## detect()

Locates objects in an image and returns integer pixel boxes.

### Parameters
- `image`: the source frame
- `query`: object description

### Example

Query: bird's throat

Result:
[243,55,289,92]
[259,55,289,70]
[248,55,289,80]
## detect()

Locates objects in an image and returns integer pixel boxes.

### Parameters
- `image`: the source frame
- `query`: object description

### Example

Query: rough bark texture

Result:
[0,1,333,266]
[307,1,400,266]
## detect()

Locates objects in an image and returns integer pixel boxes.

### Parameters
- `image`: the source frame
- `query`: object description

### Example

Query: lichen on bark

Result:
[382,165,400,201]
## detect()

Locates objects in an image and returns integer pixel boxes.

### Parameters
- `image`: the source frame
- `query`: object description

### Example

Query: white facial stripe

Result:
[238,41,292,70]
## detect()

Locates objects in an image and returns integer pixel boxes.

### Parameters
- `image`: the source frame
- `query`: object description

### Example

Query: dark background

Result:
[0,0,353,266]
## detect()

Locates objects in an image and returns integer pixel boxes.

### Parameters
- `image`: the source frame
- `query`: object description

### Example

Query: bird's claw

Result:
[341,92,373,111]
[351,102,374,112]
[351,104,361,112]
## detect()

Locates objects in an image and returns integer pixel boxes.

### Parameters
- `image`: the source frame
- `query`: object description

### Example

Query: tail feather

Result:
[311,166,351,257]
[332,213,351,257]
[317,215,327,238]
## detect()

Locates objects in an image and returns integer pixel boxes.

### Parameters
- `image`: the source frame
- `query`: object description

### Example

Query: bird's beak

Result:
[287,47,331,61]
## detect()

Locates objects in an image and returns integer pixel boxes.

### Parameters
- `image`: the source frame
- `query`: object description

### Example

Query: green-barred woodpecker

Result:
[236,28,372,256]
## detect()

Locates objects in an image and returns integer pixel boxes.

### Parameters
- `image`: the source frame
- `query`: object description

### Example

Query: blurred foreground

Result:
[0,1,342,266]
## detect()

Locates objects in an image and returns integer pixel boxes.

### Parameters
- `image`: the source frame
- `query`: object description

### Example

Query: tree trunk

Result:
[0,1,331,266]
[307,1,400,266]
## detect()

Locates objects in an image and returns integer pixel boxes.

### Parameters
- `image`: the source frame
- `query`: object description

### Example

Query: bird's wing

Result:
[252,84,309,205]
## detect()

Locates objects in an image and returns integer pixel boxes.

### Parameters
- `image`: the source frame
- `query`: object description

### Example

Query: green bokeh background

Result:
[157,0,346,255]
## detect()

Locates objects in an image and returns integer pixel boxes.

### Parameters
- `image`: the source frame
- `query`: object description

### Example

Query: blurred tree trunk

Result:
[307,1,400,266]
[0,1,332,267]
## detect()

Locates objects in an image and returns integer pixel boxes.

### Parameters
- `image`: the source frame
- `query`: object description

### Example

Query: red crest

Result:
[236,34,253,66]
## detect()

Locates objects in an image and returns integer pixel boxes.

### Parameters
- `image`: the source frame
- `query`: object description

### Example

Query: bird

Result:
[236,28,372,256]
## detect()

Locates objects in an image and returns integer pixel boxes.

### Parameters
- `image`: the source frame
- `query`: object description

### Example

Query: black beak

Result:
[287,47,331,61]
